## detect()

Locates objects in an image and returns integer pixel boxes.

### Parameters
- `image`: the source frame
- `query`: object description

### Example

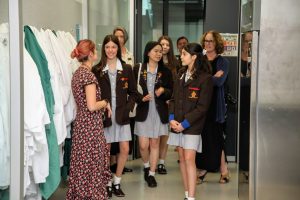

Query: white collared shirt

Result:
[102,58,123,72]
[122,47,134,67]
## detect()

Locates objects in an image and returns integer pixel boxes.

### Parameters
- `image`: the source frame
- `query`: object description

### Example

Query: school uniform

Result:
[133,63,173,138]
[93,59,139,143]
[167,70,213,152]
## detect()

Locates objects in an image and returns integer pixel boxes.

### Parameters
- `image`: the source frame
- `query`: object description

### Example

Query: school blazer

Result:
[169,72,213,135]
[92,63,139,127]
[133,63,173,124]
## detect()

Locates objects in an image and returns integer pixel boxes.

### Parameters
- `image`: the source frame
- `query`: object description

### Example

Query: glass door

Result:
[167,0,205,54]
[88,0,134,62]
[239,0,256,199]
[0,0,10,199]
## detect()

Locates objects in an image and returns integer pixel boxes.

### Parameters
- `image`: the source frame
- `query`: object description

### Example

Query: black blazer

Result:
[92,63,139,127]
[169,71,213,135]
[133,63,173,124]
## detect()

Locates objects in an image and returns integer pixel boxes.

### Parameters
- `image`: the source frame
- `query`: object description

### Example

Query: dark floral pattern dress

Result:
[66,67,111,200]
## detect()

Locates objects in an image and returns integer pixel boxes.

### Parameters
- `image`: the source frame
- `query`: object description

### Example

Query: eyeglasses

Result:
[204,40,214,43]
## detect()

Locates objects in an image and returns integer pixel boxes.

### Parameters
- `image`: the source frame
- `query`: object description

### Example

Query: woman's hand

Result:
[214,70,224,78]
[155,87,164,97]
[170,120,180,130]
[170,120,184,133]
[106,102,112,118]
[174,123,184,133]
[142,94,152,102]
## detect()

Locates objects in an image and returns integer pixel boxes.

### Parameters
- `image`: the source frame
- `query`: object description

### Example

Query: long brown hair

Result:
[93,34,124,72]
[179,43,212,78]
[158,35,179,74]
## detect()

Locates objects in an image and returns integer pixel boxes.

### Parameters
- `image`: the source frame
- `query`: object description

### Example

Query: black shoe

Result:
[112,184,125,197]
[157,164,167,174]
[123,167,133,173]
[144,167,150,181]
[106,186,112,199]
[199,171,208,181]
[184,198,188,200]
[146,175,157,187]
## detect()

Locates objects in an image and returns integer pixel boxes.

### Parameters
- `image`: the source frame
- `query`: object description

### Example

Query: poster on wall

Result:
[221,33,238,57]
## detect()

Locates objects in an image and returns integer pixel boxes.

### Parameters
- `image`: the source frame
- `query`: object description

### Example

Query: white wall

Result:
[23,0,82,36]
[88,0,131,51]
[0,0,9,23]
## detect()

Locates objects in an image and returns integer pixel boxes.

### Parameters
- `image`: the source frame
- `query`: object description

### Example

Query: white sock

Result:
[188,197,195,200]
[149,170,155,176]
[185,191,189,198]
[107,180,112,187]
[159,159,165,165]
[113,175,122,185]
[144,161,150,168]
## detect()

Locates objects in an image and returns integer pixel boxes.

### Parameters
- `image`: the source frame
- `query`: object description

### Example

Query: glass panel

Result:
[88,0,132,60]
[141,0,163,55]
[238,31,252,200]
[0,0,10,199]
[239,1,254,198]
[168,0,205,57]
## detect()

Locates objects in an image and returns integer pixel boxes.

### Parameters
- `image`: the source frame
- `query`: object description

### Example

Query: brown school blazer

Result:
[133,63,173,124]
[169,71,213,135]
[92,63,140,127]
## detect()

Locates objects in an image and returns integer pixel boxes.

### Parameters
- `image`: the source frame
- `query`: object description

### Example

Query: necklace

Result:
[81,63,91,70]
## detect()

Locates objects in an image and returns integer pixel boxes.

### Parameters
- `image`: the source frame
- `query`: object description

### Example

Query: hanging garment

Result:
[44,29,76,138]
[56,31,79,138]
[24,45,50,194]
[24,25,60,200]
[0,22,10,189]
[56,31,79,75]
[31,27,67,146]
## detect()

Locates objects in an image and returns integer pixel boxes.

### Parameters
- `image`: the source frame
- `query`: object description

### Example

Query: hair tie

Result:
[74,48,79,57]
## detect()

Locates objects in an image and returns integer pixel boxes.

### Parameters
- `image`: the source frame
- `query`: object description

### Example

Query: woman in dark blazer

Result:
[168,43,213,200]
[196,30,230,184]
[92,34,139,198]
[133,41,173,188]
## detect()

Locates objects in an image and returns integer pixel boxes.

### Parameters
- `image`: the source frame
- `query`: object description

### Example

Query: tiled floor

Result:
[50,149,238,200]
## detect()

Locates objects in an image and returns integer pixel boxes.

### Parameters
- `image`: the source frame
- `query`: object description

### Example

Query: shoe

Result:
[112,184,125,197]
[123,167,133,173]
[146,175,157,187]
[144,167,150,181]
[157,164,167,174]
[198,170,208,184]
[106,186,112,199]
[219,171,230,184]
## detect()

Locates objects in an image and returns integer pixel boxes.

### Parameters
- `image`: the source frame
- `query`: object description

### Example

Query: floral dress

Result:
[66,67,111,200]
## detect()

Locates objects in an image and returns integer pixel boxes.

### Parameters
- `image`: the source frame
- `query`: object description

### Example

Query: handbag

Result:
[129,63,143,117]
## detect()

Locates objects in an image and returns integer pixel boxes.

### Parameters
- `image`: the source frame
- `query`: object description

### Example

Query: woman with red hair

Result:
[66,39,111,200]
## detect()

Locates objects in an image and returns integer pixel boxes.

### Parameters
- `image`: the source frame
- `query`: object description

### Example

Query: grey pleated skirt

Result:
[167,132,202,153]
[134,91,169,138]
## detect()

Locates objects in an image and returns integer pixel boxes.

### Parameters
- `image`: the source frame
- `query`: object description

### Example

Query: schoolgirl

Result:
[92,35,138,198]
[134,41,173,187]
[168,43,213,200]
[157,35,180,174]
